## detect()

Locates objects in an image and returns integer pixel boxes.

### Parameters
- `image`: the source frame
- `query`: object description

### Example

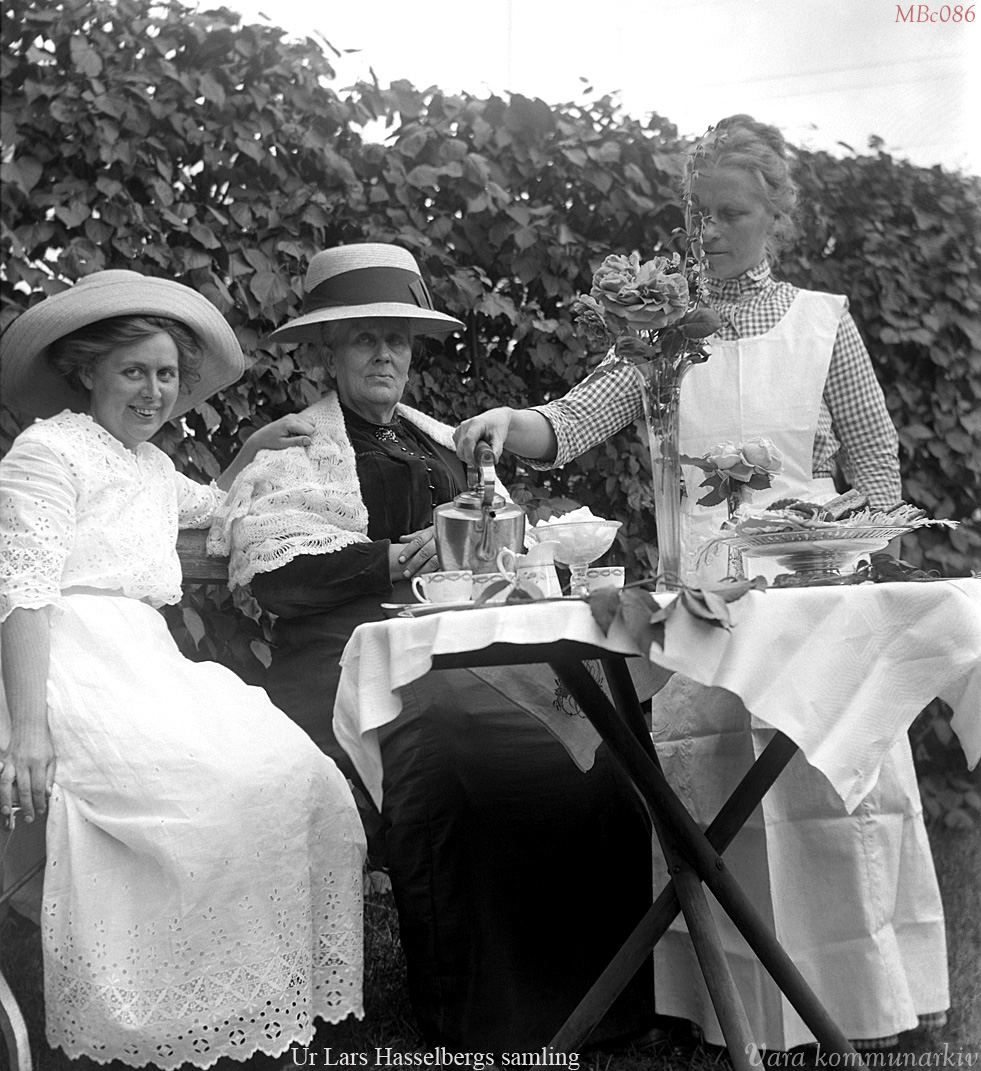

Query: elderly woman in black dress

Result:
[209,242,658,1055]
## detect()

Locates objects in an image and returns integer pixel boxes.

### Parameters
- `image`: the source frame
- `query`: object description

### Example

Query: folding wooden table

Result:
[331,581,981,1068]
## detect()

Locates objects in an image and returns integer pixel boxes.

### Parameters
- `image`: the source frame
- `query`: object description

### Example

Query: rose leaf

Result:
[696,484,728,508]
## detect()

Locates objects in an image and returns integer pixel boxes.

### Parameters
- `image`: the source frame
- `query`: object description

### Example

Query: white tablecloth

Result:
[333,579,981,812]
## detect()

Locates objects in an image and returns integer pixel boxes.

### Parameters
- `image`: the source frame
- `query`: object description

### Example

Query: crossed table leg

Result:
[548,653,868,1069]
[429,641,867,1070]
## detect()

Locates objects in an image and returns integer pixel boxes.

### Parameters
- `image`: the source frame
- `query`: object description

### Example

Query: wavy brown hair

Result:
[46,315,203,396]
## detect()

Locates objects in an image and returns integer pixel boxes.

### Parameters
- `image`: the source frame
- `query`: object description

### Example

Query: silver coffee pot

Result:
[434,443,526,573]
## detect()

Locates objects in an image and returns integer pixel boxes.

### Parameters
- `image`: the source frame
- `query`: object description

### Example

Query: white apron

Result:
[679,290,842,584]
[650,292,949,1048]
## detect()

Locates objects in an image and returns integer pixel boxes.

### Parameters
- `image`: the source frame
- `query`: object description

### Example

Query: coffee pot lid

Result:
[451,487,509,511]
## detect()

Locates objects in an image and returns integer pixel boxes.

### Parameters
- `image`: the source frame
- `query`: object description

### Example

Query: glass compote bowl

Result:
[526,520,623,598]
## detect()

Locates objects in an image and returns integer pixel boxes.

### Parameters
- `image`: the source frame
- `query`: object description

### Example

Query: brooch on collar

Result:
[372,415,404,443]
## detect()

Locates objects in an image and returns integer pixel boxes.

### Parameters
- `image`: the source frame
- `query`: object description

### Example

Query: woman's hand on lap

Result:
[0,729,55,829]
[390,525,440,581]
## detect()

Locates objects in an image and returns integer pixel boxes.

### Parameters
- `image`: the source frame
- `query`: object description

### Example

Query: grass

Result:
[2,824,978,1071]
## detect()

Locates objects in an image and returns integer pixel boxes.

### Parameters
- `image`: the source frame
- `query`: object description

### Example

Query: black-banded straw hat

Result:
[0,270,246,420]
[265,243,464,344]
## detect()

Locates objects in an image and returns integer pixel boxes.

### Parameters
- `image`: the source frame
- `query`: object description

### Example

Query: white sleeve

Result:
[0,436,76,621]
[175,471,225,529]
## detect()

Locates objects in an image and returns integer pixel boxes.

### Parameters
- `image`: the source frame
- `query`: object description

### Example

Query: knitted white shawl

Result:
[208,391,488,589]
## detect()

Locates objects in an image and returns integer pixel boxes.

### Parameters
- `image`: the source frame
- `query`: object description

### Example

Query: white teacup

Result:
[585,566,625,593]
[471,571,515,604]
[411,569,474,604]
[496,542,563,598]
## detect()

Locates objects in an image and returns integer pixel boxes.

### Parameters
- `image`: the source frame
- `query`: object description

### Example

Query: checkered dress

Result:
[529,261,902,511]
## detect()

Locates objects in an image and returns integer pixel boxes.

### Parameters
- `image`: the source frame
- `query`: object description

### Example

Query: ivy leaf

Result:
[677,577,766,630]
[619,587,672,654]
[473,579,512,605]
[197,401,222,432]
[1,156,42,193]
[198,73,226,108]
[249,639,272,669]
[54,202,91,228]
[406,164,441,189]
[506,580,545,602]
[182,607,206,647]
[680,586,732,626]
[249,270,290,306]
[715,576,768,600]
[187,440,220,480]
[643,543,660,577]
[476,292,519,322]
[70,35,103,78]
[587,587,621,634]
[190,222,221,249]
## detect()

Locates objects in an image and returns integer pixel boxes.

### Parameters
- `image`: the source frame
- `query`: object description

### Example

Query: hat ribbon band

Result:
[304,267,435,314]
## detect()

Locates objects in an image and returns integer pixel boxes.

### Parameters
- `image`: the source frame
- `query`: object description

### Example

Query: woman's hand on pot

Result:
[454,408,514,464]
[454,408,557,464]
[390,526,440,581]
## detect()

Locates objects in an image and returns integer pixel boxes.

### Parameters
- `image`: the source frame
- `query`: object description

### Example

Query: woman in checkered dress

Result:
[453,115,948,1051]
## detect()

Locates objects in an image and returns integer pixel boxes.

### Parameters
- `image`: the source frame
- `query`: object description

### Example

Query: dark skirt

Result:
[265,610,656,1053]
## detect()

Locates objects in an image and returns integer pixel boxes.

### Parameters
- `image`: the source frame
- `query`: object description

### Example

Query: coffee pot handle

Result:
[473,441,498,508]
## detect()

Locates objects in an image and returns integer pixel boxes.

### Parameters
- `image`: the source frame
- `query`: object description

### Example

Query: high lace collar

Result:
[706,260,774,303]
[53,409,152,459]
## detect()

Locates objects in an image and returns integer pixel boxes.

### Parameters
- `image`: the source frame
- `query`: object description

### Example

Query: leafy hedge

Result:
[4,0,979,574]
[787,147,981,576]
[2,0,979,811]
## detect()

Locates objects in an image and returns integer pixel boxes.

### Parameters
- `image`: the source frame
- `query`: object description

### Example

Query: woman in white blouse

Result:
[0,271,366,1067]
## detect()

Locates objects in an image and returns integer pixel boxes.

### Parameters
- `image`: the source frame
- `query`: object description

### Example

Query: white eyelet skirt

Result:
[21,593,365,1068]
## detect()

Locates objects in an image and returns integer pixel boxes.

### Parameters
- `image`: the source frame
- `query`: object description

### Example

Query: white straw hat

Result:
[0,270,246,420]
[265,243,464,344]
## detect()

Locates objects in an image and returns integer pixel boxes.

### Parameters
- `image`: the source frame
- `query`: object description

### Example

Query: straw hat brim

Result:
[264,303,464,345]
[0,271,246,420]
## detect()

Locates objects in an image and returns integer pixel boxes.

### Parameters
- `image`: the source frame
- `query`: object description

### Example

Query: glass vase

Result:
[633,359,692,592]
[725,491,747,581]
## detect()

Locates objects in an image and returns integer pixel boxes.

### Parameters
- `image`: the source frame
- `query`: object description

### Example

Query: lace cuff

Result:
[0,589,63,624]
[177,474,225,528]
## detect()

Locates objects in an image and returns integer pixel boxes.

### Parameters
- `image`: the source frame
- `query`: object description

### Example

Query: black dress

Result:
[250,403,656,1054]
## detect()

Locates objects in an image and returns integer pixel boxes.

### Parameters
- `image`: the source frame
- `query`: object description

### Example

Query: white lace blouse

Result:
[0,410,223,621]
